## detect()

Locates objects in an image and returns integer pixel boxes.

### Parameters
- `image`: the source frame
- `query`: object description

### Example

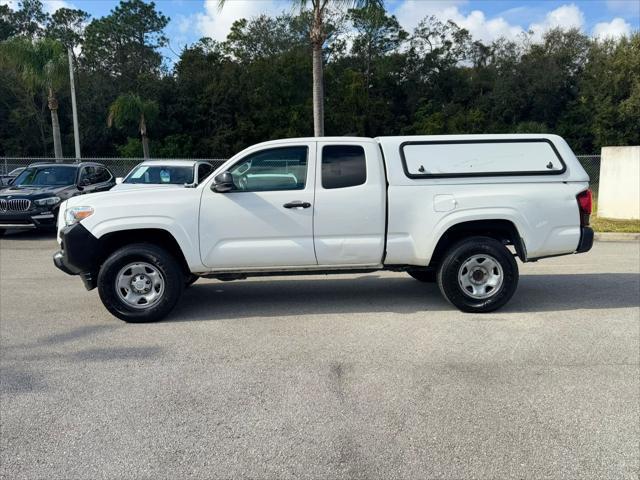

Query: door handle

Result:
[283,201,311,209]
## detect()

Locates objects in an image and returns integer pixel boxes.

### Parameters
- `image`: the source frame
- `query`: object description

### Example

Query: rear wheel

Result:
[97,243,184,323]
[436,236,518,313]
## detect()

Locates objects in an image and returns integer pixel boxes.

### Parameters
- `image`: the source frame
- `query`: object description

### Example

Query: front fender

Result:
[84,216,205,271]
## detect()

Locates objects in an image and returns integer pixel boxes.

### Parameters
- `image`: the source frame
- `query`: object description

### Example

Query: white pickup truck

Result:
[54,134,593,322]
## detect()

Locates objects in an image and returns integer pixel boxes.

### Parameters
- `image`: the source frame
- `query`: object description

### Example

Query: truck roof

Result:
[133,160,209,167]
[247,134,565,145]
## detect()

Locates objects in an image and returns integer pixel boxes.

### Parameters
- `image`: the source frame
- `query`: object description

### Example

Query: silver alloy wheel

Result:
[457,254,504,299]
[115,262,165,309]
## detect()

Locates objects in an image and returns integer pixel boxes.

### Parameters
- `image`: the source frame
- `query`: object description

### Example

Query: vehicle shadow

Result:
[0,229,57,242]
[169,272,640,322]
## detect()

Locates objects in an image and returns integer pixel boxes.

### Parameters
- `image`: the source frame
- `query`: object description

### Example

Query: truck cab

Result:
[200,138,386,269]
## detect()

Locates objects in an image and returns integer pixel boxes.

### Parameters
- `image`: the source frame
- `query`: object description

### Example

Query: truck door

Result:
[313,141,386,266]
[199,143,318,269]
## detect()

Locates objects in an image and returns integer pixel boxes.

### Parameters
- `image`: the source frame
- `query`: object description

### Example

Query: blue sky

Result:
[5,1,640,61]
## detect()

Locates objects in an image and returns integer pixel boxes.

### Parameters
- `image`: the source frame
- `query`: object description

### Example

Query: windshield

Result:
[124,165,194,185]
[12,166,76,186]
[8,168,24,176]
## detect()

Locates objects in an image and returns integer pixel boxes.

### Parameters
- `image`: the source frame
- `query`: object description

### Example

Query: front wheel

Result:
[97,243,185,322]
[437,236,518,313]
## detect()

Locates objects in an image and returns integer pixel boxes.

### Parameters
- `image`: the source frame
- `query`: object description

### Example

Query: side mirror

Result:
[115,177,123,185]
[78,178,91,188]
[211,172,234,193]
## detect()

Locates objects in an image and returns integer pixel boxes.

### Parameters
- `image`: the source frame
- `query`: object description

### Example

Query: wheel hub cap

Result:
[458,254,504,300]
[115,262,165,309]
[131,274,151,293]
[471,269,486,283]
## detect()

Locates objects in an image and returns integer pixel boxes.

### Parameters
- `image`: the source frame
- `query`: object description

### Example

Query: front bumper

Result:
[576,226,594,253]
[0,210,57,229]
[53,222,101,290]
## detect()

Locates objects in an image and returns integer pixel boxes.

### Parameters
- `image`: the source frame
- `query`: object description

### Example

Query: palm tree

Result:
[107,94,159,159]
[0,37,68,159]
[218,0,381,137]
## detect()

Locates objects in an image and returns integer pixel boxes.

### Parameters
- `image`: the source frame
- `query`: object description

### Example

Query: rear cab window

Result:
[322,145,367,189]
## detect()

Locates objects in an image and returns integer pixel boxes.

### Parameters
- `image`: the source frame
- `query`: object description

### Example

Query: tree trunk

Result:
[141,134,150,159]
[140,115,150,159]
[48,89,63,161]
[312,42,325,137]
[35,96,47,156]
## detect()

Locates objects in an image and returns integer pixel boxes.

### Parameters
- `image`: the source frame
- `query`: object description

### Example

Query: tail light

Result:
[577,189,592,226]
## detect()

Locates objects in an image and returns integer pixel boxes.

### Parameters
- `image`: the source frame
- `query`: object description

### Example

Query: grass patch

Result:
[591,215,640,233]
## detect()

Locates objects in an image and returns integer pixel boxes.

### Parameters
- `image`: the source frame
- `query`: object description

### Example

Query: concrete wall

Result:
[597,146,640,220]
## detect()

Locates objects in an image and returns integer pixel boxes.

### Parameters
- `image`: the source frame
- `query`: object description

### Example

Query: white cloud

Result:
[393,2,610,44]
[395,1,523,43]
[394,0,466,34]
[42,0,75,14]
[593,17,633,39]
[0,0,19,9]
[448,8,524,42]
[193,0,291,41]
[1,0,75,13]
[160,0,636,48]
[529,4,585,41]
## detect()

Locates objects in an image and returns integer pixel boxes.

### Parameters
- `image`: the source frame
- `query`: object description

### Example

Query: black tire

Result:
[436,236,518,313]
[407,269,436,283]
[185,274,199,287]
[97,243,184,323]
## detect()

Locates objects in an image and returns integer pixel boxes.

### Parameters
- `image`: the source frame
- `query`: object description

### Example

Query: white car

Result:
[54,134,593,322]
[111,160,214,191]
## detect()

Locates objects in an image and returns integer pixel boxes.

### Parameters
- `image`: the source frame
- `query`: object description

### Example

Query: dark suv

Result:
[0,162,115,234]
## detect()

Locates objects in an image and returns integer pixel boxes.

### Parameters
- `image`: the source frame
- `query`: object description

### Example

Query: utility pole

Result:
[68,47,81,161]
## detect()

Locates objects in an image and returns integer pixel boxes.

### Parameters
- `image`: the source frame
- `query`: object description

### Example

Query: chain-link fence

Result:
[576,155,601,198]
[0,157,228,178]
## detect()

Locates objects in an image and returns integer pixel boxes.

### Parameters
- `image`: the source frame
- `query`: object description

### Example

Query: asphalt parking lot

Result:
[0,232,638,480]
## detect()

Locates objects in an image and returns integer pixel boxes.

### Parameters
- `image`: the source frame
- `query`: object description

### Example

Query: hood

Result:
[0,184,73,199]
[64,184,195,210]
[110,183,185,192]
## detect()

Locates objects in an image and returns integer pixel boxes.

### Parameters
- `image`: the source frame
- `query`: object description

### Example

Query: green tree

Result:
[0,37,68,158]
[47,8,90,52]
[349,3,406,82]
[10,0,49,38]
[578,33,640,148]
[83,0,168,88]
[218,0,382,137]
[0,5,16,41]
[107,93,159,158]
[224,14,308,63]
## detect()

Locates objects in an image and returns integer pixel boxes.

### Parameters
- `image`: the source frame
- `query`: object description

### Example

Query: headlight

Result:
[64,206,94,226]
[34,196,61,206]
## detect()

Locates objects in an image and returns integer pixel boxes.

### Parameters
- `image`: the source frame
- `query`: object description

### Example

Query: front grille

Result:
[0,198,32,212]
